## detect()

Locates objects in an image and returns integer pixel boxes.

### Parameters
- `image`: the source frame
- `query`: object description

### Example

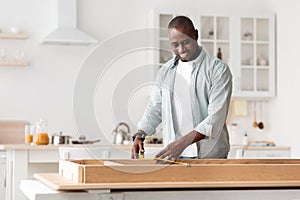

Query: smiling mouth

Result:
[179,52,188,57]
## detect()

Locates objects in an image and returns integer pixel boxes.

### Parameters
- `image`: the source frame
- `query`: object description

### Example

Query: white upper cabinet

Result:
[149,9,275,99]
[235,16,275,98]
[198,15,230,63]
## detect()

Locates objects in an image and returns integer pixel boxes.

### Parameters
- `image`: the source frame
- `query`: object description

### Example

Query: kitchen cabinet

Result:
[149,10,275,99]
[243,146,290,158]
[0,151,6,200]
[0,144,161,200]
[199,15,230,63]
[233,15,275,98]
[228,146,290,159]
[59,144,163,160]
[0,145,60,200]
[148,9,189,71]
[0,33,30,67]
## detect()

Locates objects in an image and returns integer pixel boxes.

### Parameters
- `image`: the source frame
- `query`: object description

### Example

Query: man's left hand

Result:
[154,130,205,161]
[154,139,187,161]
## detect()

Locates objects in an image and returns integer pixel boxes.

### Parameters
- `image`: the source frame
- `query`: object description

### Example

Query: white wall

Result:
[267,0,300,157]
[3,0,298,154]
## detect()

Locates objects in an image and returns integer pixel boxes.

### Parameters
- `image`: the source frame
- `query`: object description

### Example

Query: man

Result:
[132,16,232,160]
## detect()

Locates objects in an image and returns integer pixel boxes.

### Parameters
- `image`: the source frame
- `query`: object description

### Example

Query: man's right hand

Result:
[131,136,145,159]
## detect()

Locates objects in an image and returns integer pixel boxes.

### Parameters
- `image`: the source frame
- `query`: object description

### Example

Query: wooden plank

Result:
[83,163,300,183]
[34,173,300,191]
[0,61,30,67]
[0,33,29,39]
[64,158,300,165]
[59,159,300,184]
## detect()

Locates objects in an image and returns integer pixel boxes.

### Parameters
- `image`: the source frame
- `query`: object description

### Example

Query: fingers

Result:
[155,148,166,158]
[131,142,139,159]
[131,137,144,159]
[154,147,176,164]
[139,140,144,153]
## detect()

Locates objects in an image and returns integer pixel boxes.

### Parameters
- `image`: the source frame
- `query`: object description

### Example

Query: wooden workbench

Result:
[19,159,300,200]
[34,159,300,190]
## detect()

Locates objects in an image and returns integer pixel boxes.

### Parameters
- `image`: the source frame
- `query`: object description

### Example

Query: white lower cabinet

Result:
[59,145,163,160]
[243,148,290,158]
[0,151,6,200]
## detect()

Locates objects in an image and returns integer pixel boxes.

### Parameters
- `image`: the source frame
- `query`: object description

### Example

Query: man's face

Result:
[168,27,199,62]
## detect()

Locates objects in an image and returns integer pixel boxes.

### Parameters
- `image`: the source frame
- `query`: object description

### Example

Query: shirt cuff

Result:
[194,123,213,139]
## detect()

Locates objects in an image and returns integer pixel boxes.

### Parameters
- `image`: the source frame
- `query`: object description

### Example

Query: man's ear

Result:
[194,29,199,41]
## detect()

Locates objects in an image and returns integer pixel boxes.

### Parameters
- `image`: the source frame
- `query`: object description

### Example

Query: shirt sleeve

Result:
[137,70,163,135]
[194,62,232,139]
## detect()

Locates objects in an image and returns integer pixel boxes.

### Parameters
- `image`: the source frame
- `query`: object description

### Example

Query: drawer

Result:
[258,150,290,158]
[29,150,60,163]
[243,149,290,158]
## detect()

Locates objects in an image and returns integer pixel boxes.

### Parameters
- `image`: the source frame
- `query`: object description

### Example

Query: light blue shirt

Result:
[138,48,232,158]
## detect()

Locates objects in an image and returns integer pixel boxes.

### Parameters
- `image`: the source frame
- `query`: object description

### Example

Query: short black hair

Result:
[168,16,196,31]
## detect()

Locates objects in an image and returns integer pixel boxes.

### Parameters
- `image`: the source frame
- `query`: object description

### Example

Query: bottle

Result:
[243,131,248,146]
[217,48,222,60]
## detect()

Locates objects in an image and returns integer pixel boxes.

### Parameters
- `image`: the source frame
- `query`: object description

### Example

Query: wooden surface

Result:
[0,143,162,150]
[0,33,29,39]
[0,120,29,144]
[54,159,300,189]
[0,60,30,67]
[34,172,300,191]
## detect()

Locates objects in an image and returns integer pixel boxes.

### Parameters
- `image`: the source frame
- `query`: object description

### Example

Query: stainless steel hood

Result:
[42,0,98,45]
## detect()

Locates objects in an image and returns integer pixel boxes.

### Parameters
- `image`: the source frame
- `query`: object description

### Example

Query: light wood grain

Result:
[34,173,300,191]
[58,159,300,185]
[0,120,29,144]
[0,60,30,67]
[0,33,29,39]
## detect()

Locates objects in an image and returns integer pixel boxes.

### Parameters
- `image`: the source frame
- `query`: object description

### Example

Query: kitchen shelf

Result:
[0,60,30,67]
[0,31,30,67]
[0,33,29,40]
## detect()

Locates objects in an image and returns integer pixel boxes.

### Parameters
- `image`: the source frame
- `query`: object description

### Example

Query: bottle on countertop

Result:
[243,131,248,146]
[217,47,222,60]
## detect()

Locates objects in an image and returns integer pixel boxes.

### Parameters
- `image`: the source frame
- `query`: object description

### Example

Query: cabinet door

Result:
[243,149,290,158]
[234,15,275,98]
[148,9,191,70]
[199,15,230,63]
[158,14,174,66]
[0,152,6,200]
[258,150,290,158]
[243,150,259,158]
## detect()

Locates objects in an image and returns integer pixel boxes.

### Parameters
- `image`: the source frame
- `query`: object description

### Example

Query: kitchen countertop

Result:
[245,146,290,150]
[0,144,289,151]
[0,143,163,150]
[1,143,163,200]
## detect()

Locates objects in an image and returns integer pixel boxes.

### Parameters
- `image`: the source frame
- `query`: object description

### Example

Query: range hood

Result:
[42,0,98,45]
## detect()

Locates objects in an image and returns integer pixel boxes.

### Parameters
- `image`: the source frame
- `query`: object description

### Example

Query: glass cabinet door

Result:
[200,16,230,64]
[159,14,174,66]
[240,17,270,94]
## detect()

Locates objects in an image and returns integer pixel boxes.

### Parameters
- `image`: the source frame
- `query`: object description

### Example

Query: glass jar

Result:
[34,119,49,145]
